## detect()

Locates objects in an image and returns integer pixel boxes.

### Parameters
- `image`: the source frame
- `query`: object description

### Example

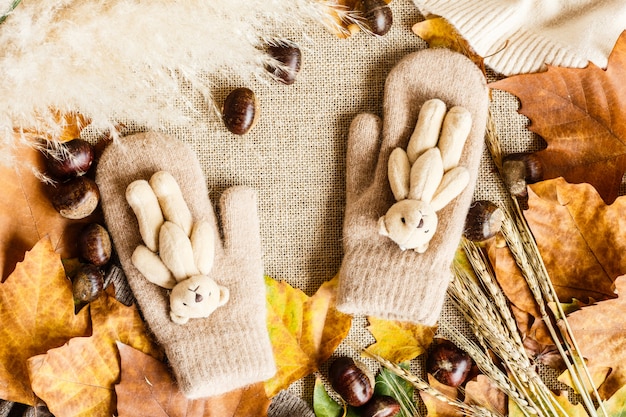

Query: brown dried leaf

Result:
[412,16,485,74]
[565,275,626,399]
[490,30,626,204]
[465,375,507,416]
[115,343,270,417]
[0,238,90,405]
[0,139,98,281]
[420,374,462,417]
[28,290,162,417]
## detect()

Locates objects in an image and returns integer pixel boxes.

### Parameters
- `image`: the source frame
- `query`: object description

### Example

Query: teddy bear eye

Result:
[401,217,406,224]
[182,302,187,306]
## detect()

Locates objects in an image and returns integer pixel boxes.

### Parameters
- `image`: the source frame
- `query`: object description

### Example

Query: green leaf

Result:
[314,377,342,417]
[375,363,418,417]
[602,384,626,416]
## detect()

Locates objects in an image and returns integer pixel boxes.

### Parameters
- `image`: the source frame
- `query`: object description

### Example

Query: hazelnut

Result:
[51,176,100,219]
[72,264,104,303]
[362,0,393,36]
[464,200,504,242]
[266,42,302,85]
[501,152,543,197]
[79,223,112,266]
[222,87,258,135]
[44,138,94,181]
[360,395,401,417]
[329,357,374,407]
[426,339,473,387]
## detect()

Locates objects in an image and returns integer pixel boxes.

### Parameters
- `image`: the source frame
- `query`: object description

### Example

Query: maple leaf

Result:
[27,289,162,417]
[115,343,270,417]
[0,139,98,281]
[524,178,626,303]
[490,30,626,204]
[565,275,626,400]
[264,275,352,397]
[412,16,485,74]
[0,237,90,405]
[366,316,436,363]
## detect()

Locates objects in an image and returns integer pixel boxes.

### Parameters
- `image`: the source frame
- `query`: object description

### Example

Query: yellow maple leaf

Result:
[264,275,352,397]
[366,316,437,363]
[27,289,162,417]
[0,237,90,405]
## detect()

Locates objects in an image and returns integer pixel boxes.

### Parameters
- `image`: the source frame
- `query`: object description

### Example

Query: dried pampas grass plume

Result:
[0,0,352,141]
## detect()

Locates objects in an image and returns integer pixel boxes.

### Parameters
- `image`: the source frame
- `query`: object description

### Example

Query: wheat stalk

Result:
[484,111,607,417]
[0,0,20,25]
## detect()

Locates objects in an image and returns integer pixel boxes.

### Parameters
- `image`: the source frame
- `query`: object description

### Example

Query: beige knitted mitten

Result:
[336,49,489,325]
[96,132,275,398]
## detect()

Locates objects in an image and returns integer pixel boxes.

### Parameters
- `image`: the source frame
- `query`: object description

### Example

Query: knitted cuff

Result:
[414,0,608,75]
[268,390,315,417]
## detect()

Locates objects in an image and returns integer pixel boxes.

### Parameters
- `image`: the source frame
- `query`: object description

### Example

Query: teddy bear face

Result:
[378,199,438,253]
[169,275,230,325]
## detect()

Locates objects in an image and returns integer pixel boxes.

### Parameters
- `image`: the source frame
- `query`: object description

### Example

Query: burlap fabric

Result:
[88,0,547,408]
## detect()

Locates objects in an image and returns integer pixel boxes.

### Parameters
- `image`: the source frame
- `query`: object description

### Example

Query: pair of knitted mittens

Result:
[96,47,488,400]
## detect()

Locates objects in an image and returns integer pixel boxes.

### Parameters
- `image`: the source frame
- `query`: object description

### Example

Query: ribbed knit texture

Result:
[336,49,489,326]
[95,132,276,398]
[268,390,315,417]
[413,0,626,75]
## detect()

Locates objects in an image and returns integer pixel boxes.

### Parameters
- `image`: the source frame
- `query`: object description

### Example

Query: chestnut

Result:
[222,87,258,135]
[72,264,104,303]
[51,176,100,219]
[329,357,374,407]
[266,42,302,85]
[426,339,473,387]
[362,0,393,36]
[44,138,94,180]
[464,200,503,242]
[360,395,400,417]
[79,223,112,266]
[501,152,543,197]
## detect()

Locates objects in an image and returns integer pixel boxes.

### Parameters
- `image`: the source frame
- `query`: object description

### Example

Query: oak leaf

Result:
[0,237,90,405]
[0,139,97,281]
[366,316,436,363]
[264,275,352,397]
[412,16,485,74]
[490,30,626,204]
[565,275,626,400]
[27,289,162,417]
[115,343,270,417]
[524,178,626,303]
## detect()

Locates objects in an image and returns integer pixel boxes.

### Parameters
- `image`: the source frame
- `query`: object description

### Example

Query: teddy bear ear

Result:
[218,286,230,307]
[377,216,390,237]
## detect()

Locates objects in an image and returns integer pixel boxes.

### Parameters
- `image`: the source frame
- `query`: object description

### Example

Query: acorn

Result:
[360,395,401,417]
[464,200,504,242]
[51,176,100,219]
[44,138,94,181]
[72,264,104,303]
[501,152,543,197]
[79,223,112,266]
[222,87,258,135]
[266,42,302,85]
[426,339,474,387]
[362,0,393,36]
[329,357,374,407]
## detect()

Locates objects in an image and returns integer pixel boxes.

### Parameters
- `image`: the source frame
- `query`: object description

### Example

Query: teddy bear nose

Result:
[195,293,203,303]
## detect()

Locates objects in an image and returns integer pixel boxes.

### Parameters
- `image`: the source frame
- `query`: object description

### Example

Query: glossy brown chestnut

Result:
[72,264,104,303]
[360,395,401,417]
[222,87,258,135]
[51,176,100,219]
[501,152,543,197]
[426,339,473,387]
[266,42,302,85]
[464,200,504,242]
[363,0,393,36]
[79,223,112,266]
[44,138,95,180]
[329,357,374,407]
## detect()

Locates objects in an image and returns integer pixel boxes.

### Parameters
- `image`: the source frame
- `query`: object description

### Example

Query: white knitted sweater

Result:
[413,0,626,75]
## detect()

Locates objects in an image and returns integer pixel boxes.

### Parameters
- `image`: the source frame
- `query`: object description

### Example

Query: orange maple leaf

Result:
[0,237,90,405]
[27,290,162,417]
[490,30,626,204]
